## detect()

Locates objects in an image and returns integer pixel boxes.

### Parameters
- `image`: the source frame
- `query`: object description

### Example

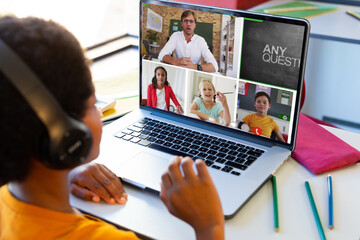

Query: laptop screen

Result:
[140,0,309,147]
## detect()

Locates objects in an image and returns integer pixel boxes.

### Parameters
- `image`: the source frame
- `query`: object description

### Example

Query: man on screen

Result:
[158,10,219,73]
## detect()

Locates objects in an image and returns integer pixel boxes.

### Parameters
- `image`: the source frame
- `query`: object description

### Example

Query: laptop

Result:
[96,0,309,219]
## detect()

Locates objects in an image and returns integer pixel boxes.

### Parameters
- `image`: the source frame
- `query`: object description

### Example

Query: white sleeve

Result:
[158,32,177,62]
[200,38,219,72]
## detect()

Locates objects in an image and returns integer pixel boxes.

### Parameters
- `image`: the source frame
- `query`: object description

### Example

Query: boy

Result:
[0,16,224,239]
[243,91,285,142]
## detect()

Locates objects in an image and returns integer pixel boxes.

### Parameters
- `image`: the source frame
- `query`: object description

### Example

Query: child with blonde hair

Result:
[190,80,230,126]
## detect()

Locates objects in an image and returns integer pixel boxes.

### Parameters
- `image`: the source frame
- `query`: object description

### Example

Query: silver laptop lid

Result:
[139,0,310,151]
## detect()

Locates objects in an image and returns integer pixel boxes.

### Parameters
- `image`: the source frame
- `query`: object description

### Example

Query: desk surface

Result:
[70,125,360,240]
[252,0,360,44]
[91,50,139,122]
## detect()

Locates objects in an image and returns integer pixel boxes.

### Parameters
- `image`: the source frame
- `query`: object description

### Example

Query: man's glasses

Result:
[182,19,195,24]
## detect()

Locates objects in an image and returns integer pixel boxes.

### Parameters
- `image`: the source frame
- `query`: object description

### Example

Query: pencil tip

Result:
[275,228,279,232]
[329,226,334,230]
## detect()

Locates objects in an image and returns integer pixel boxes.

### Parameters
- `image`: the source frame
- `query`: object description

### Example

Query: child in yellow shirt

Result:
[243,91,285,142]
[0,16,224,240]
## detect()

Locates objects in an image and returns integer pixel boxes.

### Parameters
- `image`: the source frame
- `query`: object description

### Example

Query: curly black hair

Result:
[0,16,93,185]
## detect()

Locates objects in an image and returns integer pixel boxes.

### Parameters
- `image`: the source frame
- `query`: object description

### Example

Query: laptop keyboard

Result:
[114,117,265,176]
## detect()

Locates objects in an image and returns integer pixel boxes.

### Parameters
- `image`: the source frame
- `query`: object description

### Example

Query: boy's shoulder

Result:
[244,113,257,119]
[264,114,275,121]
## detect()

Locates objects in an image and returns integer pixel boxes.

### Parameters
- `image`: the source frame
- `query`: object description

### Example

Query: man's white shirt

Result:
[158,31,219,72]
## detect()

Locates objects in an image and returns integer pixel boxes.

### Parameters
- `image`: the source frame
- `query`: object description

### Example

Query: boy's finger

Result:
[161,172,172,189]
[194,159,211,180]
[99,164,127,204]
[76,167,115,204]
[167,156,183,182]
[181,157,196,180]
[70,183,100,202]
[159,183,168,205]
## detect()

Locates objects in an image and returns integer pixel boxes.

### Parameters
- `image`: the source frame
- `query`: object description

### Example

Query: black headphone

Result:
[0,39,92,169]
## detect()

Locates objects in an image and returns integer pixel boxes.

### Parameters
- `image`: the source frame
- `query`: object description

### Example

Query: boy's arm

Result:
[274,130,286,142]
[160,157,224,240]
[242,114,250,125]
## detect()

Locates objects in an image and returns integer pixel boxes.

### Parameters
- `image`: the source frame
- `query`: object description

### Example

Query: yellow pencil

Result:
[265,6,327,14]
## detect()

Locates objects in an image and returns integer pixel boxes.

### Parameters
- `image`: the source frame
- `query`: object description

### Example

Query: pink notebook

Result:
[291,114,360,174]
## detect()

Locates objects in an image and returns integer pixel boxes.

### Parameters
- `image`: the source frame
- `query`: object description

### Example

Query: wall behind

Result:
[178,0,269,10]
[178,0,237,8]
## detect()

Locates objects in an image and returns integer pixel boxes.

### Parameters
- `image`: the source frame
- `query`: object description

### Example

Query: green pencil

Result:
[272,175,279,232]
[305,181,326,240]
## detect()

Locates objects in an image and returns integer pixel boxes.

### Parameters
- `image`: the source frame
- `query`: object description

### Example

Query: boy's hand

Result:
[160,156,224,240]
[69,163,127,205]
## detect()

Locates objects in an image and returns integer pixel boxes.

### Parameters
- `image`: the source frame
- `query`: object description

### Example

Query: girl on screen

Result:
[190,79,230,126]
[147,66,184,114]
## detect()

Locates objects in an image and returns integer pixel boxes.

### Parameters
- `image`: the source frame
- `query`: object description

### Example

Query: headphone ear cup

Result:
[35,118,92,170]
[46,117,92,169]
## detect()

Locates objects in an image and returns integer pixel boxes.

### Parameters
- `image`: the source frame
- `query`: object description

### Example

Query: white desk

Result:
[70,125,360,239]
[252,0,360,43]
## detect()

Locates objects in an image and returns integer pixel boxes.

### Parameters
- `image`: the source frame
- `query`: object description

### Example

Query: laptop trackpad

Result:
[120,152,170,192]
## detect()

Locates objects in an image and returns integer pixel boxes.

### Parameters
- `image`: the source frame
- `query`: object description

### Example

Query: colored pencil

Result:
[265,6,320,14]
[272,175,279,232]
[265,6,332,14]
[346,10,360,21]
[305,181,326,240]
[327,175,334,229]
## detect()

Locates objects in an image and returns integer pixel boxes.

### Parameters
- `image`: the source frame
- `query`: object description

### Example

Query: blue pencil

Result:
[327,175,334,229]
[305,181,326,240]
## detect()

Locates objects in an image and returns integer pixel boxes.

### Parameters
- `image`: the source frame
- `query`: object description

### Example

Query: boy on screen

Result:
[243,91,285,142]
